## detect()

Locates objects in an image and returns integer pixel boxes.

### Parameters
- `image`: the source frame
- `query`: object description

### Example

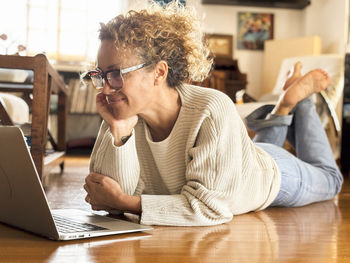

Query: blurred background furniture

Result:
[211,57,248,102]
[0,93,29,123]
[195,57,248,102]
[0,54,68,179]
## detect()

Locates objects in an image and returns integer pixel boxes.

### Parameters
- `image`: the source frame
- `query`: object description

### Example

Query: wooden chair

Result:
[0,54,68,179]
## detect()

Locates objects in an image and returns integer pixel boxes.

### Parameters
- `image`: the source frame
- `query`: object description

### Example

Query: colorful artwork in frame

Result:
[237,12,274,50]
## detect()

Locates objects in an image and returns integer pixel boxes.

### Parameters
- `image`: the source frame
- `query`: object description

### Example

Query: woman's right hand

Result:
[96,92,138,146]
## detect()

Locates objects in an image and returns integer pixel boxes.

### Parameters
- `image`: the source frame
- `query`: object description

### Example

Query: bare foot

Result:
[282,61,303,91]
[272,69,331,115]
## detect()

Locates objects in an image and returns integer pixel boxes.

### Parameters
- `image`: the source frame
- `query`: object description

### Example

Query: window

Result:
[0,0,126,67]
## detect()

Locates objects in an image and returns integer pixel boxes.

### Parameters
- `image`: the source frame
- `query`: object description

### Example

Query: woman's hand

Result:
[96,92,138,146]
[84,172,141,214]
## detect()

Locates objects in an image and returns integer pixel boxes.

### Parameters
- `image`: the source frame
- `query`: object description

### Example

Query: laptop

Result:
[0,126,152,241]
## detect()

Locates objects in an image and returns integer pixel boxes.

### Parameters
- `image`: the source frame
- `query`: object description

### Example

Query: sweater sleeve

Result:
[89,121,140,196]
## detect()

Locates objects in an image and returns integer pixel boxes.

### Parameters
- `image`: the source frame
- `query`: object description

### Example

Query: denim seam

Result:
[245,104,293,132]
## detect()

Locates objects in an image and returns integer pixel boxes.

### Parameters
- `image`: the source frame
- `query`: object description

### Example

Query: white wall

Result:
[302,0,347,54]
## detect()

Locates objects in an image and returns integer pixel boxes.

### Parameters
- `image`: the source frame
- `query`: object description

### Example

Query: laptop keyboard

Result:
[53,214,107,233]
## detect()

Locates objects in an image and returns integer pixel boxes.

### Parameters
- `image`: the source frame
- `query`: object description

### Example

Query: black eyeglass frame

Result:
[82,62,151,90]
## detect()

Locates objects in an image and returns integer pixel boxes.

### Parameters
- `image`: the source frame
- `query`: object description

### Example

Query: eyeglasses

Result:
[82,62,150,91]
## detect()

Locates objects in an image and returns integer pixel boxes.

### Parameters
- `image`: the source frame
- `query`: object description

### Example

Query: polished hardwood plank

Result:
[0,155,350,263]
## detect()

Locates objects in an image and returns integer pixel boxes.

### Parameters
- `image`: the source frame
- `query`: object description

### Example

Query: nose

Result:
[101,80,115,95]
[102,82,123,95]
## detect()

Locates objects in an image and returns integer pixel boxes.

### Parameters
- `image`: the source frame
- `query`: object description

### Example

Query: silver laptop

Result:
[0,126,152,241]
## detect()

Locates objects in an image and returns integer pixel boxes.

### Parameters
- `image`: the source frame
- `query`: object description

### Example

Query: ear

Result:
[154,60,168,86]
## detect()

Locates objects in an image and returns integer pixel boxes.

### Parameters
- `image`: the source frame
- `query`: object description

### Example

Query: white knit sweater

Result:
[89,84,281,226]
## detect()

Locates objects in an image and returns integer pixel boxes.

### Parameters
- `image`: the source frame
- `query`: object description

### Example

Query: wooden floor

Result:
[1,155,350,263]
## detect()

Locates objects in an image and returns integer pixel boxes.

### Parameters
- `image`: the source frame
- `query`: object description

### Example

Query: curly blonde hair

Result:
[99,1,213,88]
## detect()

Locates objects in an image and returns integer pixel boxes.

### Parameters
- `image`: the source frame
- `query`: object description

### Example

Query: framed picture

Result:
[237,12,274,50]
[206,34,233,58]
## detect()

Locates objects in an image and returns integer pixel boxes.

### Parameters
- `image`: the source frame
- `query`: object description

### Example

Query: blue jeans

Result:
[245,99,343,207]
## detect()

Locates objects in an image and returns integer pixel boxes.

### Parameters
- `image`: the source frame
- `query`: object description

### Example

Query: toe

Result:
[293,61,302,77]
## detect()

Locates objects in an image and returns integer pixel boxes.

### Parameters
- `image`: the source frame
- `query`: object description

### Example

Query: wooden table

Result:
[0,156,349,263]
[0,54,68,178]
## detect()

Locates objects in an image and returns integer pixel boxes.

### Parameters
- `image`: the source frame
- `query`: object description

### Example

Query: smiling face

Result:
[96,39,156,120]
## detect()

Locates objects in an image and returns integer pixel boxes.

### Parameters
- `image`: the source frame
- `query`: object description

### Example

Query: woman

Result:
[83,1,343,226]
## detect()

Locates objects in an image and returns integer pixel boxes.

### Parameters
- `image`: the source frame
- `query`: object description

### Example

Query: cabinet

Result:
[0,54,68,179]
[196,58,248,102]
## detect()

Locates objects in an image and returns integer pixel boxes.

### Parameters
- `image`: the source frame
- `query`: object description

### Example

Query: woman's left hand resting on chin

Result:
[83,172,141,214]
